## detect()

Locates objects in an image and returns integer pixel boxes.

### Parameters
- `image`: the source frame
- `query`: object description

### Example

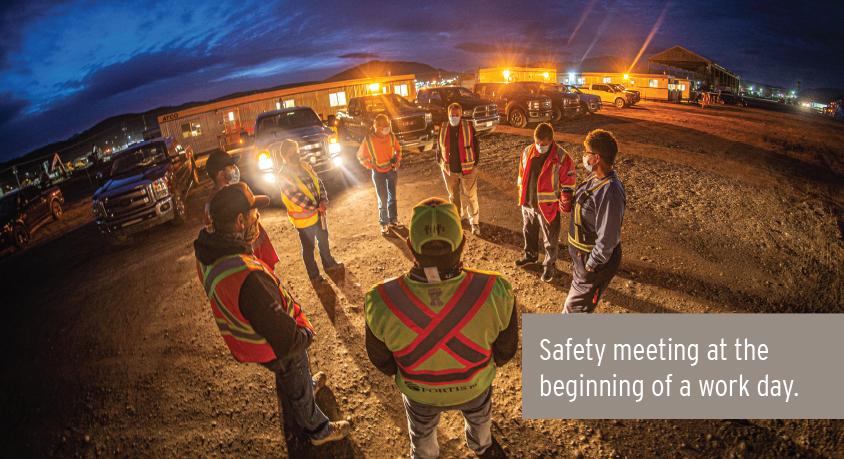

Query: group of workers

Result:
[192,102,626,457]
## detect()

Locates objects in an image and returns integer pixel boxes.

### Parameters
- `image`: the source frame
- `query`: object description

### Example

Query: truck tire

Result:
[508,108,528,128]
[50,199,63,220]
[615,98,626,108]
[171,194,187,226]
[551,107,563,123]
[13,223,29,250]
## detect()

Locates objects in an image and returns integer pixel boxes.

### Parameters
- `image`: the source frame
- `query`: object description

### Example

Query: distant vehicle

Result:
[507,82,581,123]
[0,186,64,250]
[92,137,196,242]
[337,94,434,151]
[609,84,641,105]
[474,82,553,128]
[239,107,345,199]
[565,85,603,114]
[415,86,499,134]
[579,83,637,108]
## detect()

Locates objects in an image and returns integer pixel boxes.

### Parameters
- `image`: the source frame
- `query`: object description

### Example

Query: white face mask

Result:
[224,165,240,185]
[535,143,550,154]
[449,116,461,126]
[380,126,391,136]
[583,154,594,172]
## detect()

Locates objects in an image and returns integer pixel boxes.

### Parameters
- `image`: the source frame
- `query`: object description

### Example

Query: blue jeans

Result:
[372,169,398,225]
[297,218,338,279]
[262,352,330,440]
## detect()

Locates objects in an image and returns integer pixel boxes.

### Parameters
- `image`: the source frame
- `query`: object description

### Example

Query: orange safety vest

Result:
[517,143,576,223]
[438,120,476,175]
[358,132,401,173]
[196,254,313,363]
[279,164,322,229]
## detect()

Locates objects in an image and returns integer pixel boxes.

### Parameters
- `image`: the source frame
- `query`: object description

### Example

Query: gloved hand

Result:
[560,192,573,213]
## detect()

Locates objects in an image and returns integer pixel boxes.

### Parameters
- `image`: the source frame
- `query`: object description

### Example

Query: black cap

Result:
[206,149,237,180]
[209,182,270,229]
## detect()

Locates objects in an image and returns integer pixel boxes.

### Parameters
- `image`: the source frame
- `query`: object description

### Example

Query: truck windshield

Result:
[257,109,321,133]
[109,143,168,177]
[364,95,416,113]
[514,83,541,94]
[442,87,476,99]
[541,84,567,93]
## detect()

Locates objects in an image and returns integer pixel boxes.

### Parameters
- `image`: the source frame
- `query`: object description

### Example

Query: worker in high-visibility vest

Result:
[204,149,279,270]
[278,140,344,283]
[193,182,350,446]
[365,197,518,458]
[437,103,481,235]
[564,129,627,313]
[515,123,576,282]
[356,113,402,235]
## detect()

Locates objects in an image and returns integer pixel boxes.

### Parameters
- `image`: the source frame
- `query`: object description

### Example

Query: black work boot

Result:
[541,266,556,283]
[515,255,538,267]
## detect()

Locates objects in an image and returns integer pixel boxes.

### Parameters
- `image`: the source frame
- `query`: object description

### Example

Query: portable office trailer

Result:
[563,72,691,101]
[157,75,417,155]
[477,67,557,84]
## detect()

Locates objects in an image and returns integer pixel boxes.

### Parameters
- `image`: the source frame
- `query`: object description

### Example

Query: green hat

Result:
[409,197,464,254]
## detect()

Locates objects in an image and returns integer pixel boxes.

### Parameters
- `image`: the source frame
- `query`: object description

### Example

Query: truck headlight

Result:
[332,156,344,167]
[328,142,342,154]
[258,150,273,171]
[151,177,170,200]
[424,113,432,123]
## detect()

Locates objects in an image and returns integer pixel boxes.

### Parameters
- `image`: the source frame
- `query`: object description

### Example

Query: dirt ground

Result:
[2,101,842,458]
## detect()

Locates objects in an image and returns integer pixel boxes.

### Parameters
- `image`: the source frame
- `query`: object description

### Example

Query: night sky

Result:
[1,0,842,162]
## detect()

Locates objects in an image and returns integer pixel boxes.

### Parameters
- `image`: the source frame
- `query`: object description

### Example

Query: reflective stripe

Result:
[569,176,613,251]
[215,318,267,344]
[393,273,495,370]
[203,255,248,296]
[379,278,490,365]
[438,121,474,171]
[364,134,396,169]
[399,359,490,384]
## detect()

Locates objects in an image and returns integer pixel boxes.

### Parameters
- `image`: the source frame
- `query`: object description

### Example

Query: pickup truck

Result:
[578,83,637,108]
[0,185,64,250]
[415,86,499,134]
[565,85,603,114]
[337,94,434,151]
[473,82,553,128]
[237,107,345,199]
[92,137,196,241]
[507,81,580,123]
[610,84,640,105]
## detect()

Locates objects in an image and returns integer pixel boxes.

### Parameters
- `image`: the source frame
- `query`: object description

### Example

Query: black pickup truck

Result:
[474,82,553,128]
[92,137,196,241]
[415,86,499,134]
[507,81,580,123]
[337,94,434,151]
[0,185,64,250]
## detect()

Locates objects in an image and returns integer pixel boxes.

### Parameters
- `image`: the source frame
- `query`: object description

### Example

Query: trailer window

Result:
[180,122,202,138]
[394,84,409,97]
[602,77,612,83]
[329,91,347,107]
[649,79,659,88]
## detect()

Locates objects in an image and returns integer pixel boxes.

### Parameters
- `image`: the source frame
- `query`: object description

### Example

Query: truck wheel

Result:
[508,108,527,128]
[50,199,64,220]
[171,194,187,226]
[13,223,30,249]
[615,98,626,108]
[551,107,563,123]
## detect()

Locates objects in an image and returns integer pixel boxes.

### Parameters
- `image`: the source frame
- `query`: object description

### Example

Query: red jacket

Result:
[517,142,576,222]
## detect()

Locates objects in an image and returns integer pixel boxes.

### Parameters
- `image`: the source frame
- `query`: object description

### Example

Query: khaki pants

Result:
[441,169,479,225]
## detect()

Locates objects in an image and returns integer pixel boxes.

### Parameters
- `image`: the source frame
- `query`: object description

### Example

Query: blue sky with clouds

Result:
[0,0,841,161]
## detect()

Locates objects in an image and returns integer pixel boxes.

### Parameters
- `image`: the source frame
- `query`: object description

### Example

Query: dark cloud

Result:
[0,93,29,128]
[339,52,380,59]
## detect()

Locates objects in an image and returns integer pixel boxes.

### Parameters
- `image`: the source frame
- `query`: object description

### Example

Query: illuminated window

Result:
[180,122,202,138]
[275,101,281,110]
[679,84,686,91]
[649,79,659,88]
[668,84,675,90]
[602,77,612,83]
[329,91,347,107]
[394,84,409,97]
[629,80,636,86]
[577,77,586,85]
[283,99,295,108]
[227,111,235,122]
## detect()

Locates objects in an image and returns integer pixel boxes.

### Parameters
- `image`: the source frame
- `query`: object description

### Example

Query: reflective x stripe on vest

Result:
[438,121,475,172]
[376,272,496,384]
[364,133,398,170]
[568,174,613,252]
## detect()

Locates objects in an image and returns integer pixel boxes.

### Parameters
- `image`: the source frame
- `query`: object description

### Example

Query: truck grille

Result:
[470,105,498,119]
[392,116,426,133]
[103,184,152,219]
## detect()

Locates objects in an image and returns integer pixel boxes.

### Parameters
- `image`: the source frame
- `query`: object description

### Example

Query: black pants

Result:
[522,206,561,268]
[563,244,622,313]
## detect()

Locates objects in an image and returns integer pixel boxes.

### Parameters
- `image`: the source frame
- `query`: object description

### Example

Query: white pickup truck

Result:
[578,83,637,108]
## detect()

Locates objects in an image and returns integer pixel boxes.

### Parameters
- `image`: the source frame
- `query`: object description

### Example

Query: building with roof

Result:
[648,45,740,93]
